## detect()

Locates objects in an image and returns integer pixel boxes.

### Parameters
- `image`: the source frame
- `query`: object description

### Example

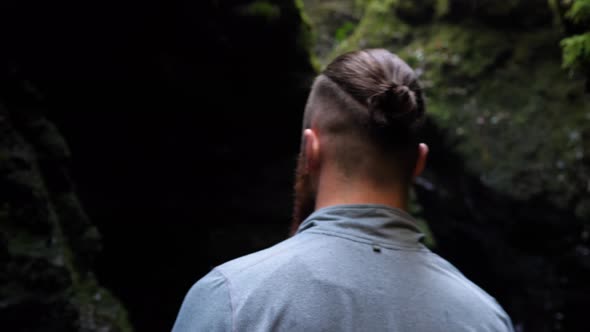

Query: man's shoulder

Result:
[427,252,513,325]
[179,232,514,331]
[214,231,320,280]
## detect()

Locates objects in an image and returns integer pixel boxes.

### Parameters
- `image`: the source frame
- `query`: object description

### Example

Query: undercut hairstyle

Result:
[303,49,426,183]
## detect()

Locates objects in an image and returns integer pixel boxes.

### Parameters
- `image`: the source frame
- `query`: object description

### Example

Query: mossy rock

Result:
[395,0,437,24]
[0,106,132,331]
[444,0,554,26]
[306,0,590,221]
[302,0,364,60]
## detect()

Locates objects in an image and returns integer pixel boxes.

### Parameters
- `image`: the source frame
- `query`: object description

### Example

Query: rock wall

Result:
[303,0,590,331]
[1,0,317,330]
[0,77,131,331]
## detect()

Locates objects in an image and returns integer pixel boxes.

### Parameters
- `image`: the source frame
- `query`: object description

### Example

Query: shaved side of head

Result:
[302,71,421,185]
[302,76,395,181]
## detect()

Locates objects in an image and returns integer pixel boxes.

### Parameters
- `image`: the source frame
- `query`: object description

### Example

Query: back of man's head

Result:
[303,48,426,182]
[291,49,427,232]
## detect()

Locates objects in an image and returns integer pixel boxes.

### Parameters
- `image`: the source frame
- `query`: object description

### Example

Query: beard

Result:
[289,152,317,236]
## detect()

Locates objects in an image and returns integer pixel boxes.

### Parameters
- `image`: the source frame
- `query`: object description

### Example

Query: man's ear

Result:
[303,129,321,172]
[413,143,429,178]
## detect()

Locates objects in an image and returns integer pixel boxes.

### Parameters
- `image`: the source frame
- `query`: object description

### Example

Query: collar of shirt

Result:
[295,204,427,251]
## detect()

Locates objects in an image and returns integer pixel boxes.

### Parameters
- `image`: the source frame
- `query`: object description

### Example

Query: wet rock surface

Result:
[1,0,315,330]
[0,80,131,331]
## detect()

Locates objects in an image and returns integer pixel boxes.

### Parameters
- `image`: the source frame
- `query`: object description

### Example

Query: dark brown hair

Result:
[305,49,426,179]
[322,49,426,144]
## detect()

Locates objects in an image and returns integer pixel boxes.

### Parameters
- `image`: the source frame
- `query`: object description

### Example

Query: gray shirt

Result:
[173,204,514,331]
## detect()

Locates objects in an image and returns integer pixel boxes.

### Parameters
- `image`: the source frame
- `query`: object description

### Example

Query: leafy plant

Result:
[561,32,590,69]
[565,0,590,24]
[560,0,590,71]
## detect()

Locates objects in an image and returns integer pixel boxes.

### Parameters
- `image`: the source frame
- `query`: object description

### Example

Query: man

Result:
[173,49,514,331]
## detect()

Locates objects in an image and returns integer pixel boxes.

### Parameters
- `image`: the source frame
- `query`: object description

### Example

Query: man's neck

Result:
[314,174,408,212]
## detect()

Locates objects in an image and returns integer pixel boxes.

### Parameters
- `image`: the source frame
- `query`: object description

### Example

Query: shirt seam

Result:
[304,229,429,252]
[213,268,236,332]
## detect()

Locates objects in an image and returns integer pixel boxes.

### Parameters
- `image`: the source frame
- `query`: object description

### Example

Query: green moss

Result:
[70,279,133,332]
[565,0,590,24]
[295,0,322,73]
[335,21,357,42]
[329,0,407,62]
[301,0,363,65]
[435,0,449,17]
[1,112,133,330]
[415,218,437,248]
[399,24,513,91]
[313,0,590,215]
[380,22,588,207]
[47,189,133,331]
[409,190,437,249]
[239,1,282,21]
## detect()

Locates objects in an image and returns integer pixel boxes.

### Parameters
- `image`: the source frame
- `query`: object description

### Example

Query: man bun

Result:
[322,49,426,136]
[367,82,419,129]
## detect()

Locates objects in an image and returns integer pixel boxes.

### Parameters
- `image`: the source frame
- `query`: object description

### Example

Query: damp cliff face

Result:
[0,88,131,331]
[1,0,317,331]
[303,0,590,331]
